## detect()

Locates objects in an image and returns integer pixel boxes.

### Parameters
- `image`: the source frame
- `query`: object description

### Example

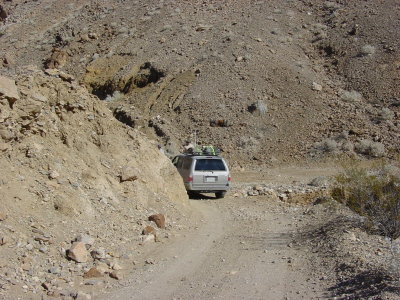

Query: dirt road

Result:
[97,168,334,300]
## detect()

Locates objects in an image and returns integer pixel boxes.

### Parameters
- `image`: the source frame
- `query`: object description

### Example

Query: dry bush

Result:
[314,138,339,153]
[331,162,400,240]
[360,44,376,56]
[105,91,124,102]
[378,108,395,121]
[355,139,385,157]
[248,100,267,115]
[340,90,363,102]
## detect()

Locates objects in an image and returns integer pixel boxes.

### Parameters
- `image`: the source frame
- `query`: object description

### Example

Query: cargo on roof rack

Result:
[187,145,221,156]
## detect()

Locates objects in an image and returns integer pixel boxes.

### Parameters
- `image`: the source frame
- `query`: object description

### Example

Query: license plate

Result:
[205,176,217,183]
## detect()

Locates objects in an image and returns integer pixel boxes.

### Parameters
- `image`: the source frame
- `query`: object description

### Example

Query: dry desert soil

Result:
[0,0,400,299]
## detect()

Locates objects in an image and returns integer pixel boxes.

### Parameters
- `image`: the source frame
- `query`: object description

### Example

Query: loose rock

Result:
[148,214,166,229]
[67,242,90,263]
[83,267,103,278]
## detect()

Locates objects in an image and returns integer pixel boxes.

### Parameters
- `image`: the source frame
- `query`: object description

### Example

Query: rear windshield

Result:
[195,159,226,171]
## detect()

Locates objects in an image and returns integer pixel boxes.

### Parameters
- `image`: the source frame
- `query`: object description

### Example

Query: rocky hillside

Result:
[1,0,399,167]
[0,69,191,298]
[0,0,399,299]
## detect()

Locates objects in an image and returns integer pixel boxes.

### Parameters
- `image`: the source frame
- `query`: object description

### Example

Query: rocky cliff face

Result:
[0,69,190,298]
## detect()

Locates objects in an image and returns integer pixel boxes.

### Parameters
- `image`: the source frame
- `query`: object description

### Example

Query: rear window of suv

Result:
[195,159,226,171]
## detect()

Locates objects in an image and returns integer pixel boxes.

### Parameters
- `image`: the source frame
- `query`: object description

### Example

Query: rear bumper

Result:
[184,182,230,192]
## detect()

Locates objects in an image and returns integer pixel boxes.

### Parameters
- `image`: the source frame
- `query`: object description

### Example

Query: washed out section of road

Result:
[98,195,327,300]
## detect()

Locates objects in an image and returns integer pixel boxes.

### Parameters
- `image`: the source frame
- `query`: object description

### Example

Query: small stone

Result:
[49,266,61,274]
[59,72,75,83]
[140,234,155,244]
[76,292,92,300]
[41,282,52,290]
[236,56,243,62]
[0,236,9,246]
[110,261,123,271]
[39,247,48,253]
[90,248,106,260]
[148,214,166,229]
[142,225,156,235]
[83,267,103,278]
[109,271,123,280]
[312,82,323,91]
[0,212,7,221]
[67,242,90,263]
[120,166,139,182]
[254,185,263,191]
[49,170,60,179]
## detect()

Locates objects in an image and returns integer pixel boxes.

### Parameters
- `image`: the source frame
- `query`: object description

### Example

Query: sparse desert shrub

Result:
[237,136,259,149]
[340,90,363,103]
[341,141,354,152]
[378,107,394,121]
[360,44,376,56]
[105,91,124,102]
[331,163,400,240]
[355,139,385,157]
[314,138,339,153]
[248,100,268,115]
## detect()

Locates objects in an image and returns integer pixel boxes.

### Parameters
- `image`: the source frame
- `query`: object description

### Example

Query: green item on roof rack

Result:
[193,145,221,156]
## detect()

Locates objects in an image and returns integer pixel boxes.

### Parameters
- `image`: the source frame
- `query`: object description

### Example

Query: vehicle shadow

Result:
[188,192,219,200]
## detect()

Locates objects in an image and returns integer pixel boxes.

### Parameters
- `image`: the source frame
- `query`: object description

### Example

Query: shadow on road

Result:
[328,270,400,299]
[188,192,218,200]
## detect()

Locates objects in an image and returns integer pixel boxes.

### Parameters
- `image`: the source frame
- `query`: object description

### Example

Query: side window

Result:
[182,158,192,170]
[176,157,184,169]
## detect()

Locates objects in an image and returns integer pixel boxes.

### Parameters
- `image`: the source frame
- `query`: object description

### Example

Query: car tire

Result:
[215,191,226,199]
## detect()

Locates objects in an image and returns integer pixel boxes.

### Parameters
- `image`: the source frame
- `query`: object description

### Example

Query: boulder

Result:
[0,75,20,107]
[67,242,90,263]
[148,214,165,228]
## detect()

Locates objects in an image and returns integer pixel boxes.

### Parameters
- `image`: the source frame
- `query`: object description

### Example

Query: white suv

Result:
[172,154,231,198]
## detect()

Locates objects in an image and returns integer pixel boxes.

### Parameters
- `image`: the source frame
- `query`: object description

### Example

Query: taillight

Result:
[228,176,232,181]
[188,176,193,182]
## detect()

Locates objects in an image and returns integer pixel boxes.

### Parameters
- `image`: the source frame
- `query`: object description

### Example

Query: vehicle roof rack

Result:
[188,145,221,156]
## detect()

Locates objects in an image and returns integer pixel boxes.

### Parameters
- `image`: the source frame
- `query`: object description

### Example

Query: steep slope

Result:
[0,69,190,298]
